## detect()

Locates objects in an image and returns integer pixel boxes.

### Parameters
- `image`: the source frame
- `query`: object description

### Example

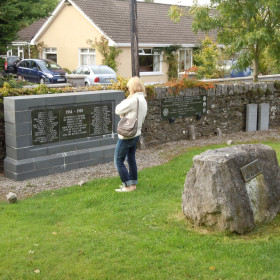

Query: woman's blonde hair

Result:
[127,76,146,95]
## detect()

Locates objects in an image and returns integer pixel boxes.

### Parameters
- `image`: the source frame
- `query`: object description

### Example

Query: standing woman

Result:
[114,76,148,192]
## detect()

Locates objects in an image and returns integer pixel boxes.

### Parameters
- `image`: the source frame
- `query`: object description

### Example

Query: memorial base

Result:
[4,144,115,181]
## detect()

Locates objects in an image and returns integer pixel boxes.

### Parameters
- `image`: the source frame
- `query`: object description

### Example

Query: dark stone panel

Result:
[47,143,77,155]
[5,122,32,137]
[34,155,65,170]
[5,133,32,148]
[65,150,91,164]
[4,157,35,173]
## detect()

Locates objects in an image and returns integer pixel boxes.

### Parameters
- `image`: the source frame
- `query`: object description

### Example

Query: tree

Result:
[0,0,58,54]
[259,47,280,75]
[169,0,280,81]
[87,36,122,71]
[193,36,224,79]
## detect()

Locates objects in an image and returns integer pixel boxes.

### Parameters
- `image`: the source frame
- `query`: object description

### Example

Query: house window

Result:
[179,49,192,72]
[139,48,161,74]
[44,48,57,62]
[79,48,95,66]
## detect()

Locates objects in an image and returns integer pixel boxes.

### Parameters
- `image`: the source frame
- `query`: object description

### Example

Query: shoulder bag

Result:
[117,97,139,137]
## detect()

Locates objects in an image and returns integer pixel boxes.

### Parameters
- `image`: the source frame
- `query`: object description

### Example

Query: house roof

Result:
[18,0,216,46]
[16,18,48,42]
[72,0,216,45]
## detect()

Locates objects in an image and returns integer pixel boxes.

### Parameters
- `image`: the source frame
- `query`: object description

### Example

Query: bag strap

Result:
[135,97,139,120]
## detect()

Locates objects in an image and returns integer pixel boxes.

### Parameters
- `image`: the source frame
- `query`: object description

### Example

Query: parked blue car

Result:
[17,59,66,84]
[230,66,252,78]
[221,60,252,78]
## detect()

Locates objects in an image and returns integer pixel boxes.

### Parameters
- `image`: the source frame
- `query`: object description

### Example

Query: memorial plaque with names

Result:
[31,102,114,145]
[60,106,89,141]
[161,95,207,120]
[240,159,262,182]
[32,109,59,145]
[90,103,112,136]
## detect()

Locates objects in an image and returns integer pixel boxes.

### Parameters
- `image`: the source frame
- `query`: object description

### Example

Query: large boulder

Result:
[182,144,280,234]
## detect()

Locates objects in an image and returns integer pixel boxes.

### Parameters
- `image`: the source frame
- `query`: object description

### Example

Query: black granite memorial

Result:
[4,90,124,180]
[31,102,113,145]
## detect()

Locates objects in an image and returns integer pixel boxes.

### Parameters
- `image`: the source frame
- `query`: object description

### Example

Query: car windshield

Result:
[8,57,20,63]
[90,67,115,74]
[37,60,61,70]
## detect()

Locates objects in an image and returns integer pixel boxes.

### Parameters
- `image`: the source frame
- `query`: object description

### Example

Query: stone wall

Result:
[0,81,280,173]
[142,82,280,146]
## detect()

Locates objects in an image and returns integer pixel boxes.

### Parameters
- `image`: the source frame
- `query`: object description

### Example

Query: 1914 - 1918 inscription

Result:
[161,95,207,120]
[32,102,113,145]
[60,107,89,141]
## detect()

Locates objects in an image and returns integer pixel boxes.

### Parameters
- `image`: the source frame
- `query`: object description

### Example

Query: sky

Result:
[145,0,211,6]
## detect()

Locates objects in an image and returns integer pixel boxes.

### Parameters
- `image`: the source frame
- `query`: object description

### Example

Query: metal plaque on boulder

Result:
[32,102,113,145]
[161,95,207,120]
[240,159,262,182]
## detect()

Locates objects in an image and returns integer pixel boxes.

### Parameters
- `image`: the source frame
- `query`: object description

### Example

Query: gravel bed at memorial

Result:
[1,128,280,201]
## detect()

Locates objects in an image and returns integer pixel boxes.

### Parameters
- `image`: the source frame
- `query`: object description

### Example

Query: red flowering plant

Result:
[164,68,215,96]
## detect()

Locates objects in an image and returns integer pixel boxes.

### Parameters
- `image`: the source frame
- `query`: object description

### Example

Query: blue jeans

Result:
[114,136,140,186]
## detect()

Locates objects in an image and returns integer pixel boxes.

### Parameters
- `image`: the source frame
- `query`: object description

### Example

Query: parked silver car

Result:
[72,65,117,86]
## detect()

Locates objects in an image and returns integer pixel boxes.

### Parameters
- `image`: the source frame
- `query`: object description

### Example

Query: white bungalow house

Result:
[10,0,216,83]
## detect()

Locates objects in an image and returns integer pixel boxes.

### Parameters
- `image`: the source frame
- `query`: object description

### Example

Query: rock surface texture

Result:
[182,144,280,234]
[6,192,17,204]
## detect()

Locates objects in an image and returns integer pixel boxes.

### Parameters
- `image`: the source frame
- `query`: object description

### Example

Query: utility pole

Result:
[130,0,139,77]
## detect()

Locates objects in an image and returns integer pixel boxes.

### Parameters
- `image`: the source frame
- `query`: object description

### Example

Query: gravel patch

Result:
[1,128,280,201]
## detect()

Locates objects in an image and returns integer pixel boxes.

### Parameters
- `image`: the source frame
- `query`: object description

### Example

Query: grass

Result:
[1,142,280,279]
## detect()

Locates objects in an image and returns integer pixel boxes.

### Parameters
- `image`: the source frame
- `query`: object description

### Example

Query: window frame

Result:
[43,47,57,61]
[79,48,96,66]
[139,48,162,76]
[178,48,193,72]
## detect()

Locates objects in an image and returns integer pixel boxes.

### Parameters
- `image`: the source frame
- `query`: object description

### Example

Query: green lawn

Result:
[1,143,280,280]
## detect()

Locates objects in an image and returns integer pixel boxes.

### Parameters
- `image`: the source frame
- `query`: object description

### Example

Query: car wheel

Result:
[39,78,45,84]
[85,82,89,87]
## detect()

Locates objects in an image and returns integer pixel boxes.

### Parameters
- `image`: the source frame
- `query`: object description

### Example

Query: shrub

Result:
[1,75,212,103]
[193,36,226,79]
[108,76,129,95]
[87,36,122,72]
[63,68,72,74]
[0,75,30,89]
[164,73,214,95]
[0,57,5,71]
